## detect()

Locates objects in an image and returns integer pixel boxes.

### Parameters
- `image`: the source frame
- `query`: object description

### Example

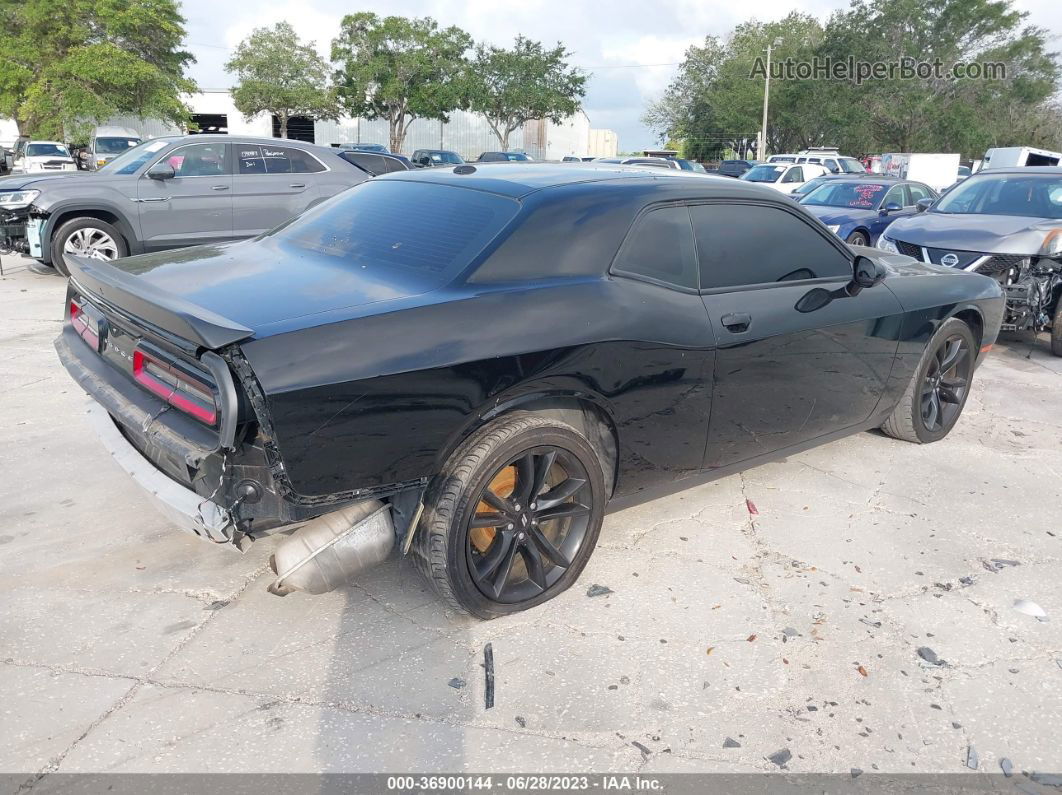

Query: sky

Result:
[179,0,1062,152]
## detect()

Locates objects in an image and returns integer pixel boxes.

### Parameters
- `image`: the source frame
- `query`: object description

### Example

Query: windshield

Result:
[770,156,796,163]
[26,143,70,157]
[802,182,889,208]
[795,176,829,196]
[430,151,463,164]
[742,165,785,183]
[838,158,866,173]
[933,174,1062,219]
[269,180,519,286]
[99,139,172,175]
[96,137,141,154]
[504,152,530,161]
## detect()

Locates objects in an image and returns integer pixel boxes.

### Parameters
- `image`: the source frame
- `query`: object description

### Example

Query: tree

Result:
[331,13,471,153]
[225,23,337,139]
[467,36,586,151]
[0,0,195,141]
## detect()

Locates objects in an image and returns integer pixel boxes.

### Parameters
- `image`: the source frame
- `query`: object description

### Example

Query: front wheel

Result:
[881,318,977,443]
[846,230,869,247]
[52,217,127,276]
[412,414,606,619]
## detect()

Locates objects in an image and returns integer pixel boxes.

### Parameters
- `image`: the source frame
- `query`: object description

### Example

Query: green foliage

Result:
[0,0,195,140]
[331,13,472,152]
[645,0,1061,160]
[467,36,586,150]
[226,22,337,138]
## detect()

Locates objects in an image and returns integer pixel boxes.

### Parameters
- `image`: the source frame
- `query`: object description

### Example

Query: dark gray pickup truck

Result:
[0,134,368,275]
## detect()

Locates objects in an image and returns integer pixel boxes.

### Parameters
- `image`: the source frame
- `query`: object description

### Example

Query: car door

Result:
[232,144,323,237]
[692,201,903,470]
[780,166,804,192]
[137,141,233,250]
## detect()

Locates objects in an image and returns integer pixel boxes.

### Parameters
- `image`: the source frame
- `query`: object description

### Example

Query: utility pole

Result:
[759,37,782,160]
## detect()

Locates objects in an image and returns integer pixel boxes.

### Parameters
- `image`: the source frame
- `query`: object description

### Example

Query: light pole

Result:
[758,37,782,160]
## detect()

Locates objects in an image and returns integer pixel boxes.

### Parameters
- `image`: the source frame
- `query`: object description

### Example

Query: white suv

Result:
[740,162,830,194]
[12,140,77,173]
[768,152,865,175]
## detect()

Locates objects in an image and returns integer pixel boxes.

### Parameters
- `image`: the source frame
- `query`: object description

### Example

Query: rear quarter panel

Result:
[239,278,717,499]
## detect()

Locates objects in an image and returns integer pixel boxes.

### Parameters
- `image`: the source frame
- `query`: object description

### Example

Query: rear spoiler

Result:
[66,255,254,350]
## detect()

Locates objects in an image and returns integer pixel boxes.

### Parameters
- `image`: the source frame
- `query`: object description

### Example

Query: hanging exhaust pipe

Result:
[267,499,394,596]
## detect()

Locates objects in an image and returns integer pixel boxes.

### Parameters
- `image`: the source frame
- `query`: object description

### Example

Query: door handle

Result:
[289,183,306,188]
[721,312,752,333]
[211,185,229,191]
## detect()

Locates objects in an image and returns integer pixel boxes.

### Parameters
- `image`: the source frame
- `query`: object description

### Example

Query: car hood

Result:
[804,206,877,225]
[884,211,1060,254]
[0,171,100,190]
[101,238,438,337]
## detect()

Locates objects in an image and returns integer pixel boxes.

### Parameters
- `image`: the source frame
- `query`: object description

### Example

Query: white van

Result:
[90,126,142,169]
[980,146,1062,170]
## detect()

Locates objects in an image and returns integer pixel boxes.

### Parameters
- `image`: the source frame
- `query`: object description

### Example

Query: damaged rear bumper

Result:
[83,400,236,544]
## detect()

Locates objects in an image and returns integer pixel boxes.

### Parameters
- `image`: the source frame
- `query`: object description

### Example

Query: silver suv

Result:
[0,135,368,275]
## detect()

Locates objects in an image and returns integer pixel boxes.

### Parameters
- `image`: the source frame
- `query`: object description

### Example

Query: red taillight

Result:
[69,299,99,349]
[132,348,218,425]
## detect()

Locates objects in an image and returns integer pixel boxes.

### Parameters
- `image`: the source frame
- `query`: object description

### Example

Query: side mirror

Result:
[146,163,175,180]
[795,287,834,313]
[880,201,903,215]
[916,198,933,213]
[847,255,887,296]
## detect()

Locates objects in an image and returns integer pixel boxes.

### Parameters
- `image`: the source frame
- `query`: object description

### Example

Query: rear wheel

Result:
[881,318,977,443]
[412,414,606,619]
[1051,299,1062,357]
[52,217,127,276]
[846,230,869,247]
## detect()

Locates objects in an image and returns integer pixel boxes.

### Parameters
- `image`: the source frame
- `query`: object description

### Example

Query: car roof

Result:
[161,134,338,153]
[377,162,774,200]
[27,140,67,145]
[968,167,1062,176]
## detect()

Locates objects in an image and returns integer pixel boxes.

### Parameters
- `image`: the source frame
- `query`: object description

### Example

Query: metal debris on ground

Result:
[966,745,979,770]
[723,737,741,748]
[586,584,613,597]
[631,741,651,758]
[859,618,882,628]
[1000,758,1013,777]
[448,677,466,689]
[1013,599,1049,622]
[515,716,526,728]
[959,576,974,586]
[484,643,495,710]
[767,748,792,767]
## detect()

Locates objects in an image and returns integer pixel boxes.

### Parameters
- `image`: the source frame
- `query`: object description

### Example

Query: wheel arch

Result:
[949,306,985,347]
[42,202,139,263]
[438,390,620,498]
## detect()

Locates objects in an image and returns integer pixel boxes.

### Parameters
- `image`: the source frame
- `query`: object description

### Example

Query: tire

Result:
[1051,299,1062,357]
[846,230,869,247]
[881,317,977,443]
[412,413,606,619]
[51,217,127,277]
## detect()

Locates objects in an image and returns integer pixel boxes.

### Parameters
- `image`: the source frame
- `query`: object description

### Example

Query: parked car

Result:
[800,177,937,246]
[768,153,865,174]
[412,149,465,168]
[879,167,1062,355]
[55,164,1003,617]
[477,151,533,162]
[337,150,411,175]
[11,140,78,174]
[89,126,142,170]
[338,142,390,154]
[594,157,678,170]
[718,159,758,178]
[0,135,368,276]
[741,162,830,194]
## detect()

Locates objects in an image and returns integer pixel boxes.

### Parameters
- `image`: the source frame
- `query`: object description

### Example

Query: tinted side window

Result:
[237,145,265,174]
[882,185,905,207]
[692,204,851,289]
[907,183,932,203]
[614,206,697,290]
[377,156,408,174]
[783,167,803,183]
[168,143,227,177]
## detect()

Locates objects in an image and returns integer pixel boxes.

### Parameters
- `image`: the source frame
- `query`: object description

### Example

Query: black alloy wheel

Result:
[466,448,592,604]
[920,333,972,433]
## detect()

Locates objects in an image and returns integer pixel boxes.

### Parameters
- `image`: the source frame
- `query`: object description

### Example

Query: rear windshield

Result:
[96,137,141,154]
[743,164,785,182]
[269,180,519,284]
[100,139,171,174]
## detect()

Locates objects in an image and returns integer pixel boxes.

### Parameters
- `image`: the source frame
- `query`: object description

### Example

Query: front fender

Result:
[37,198,141,263]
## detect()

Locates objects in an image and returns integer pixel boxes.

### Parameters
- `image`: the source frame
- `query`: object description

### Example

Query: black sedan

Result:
[55,164,1004,618]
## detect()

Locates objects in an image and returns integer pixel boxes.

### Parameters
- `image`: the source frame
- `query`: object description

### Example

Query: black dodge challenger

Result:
[56,164,1004,618]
